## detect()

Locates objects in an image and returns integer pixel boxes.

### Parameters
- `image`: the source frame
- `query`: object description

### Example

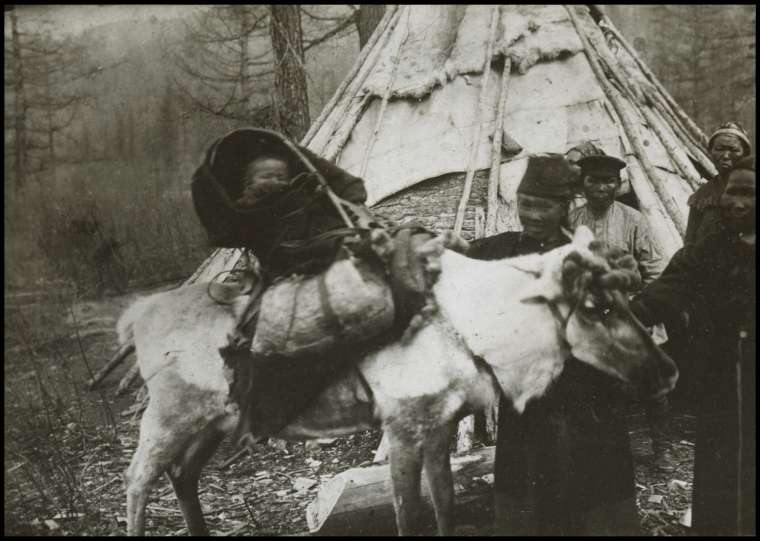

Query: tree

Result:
[6,8,28,187]
[269,5,310,140]
[169,5,358,136]
[168,5,274,124]
[4,9,101,185]
[356,5,385,48]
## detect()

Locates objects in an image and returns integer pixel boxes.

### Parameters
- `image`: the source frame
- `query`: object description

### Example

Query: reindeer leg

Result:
[423,422,457,536]
[166,423,227,536]
[387,430,425,536]
[125,401,212,536]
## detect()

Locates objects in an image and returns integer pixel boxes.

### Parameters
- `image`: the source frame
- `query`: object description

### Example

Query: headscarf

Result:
[708,122,752,156]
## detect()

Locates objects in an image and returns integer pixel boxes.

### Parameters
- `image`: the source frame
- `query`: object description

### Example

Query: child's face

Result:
[240,157,290,200]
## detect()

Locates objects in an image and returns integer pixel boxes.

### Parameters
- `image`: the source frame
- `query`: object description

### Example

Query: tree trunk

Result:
[269,5,310,141]
[356,5,386,49]
[10,9,28,188]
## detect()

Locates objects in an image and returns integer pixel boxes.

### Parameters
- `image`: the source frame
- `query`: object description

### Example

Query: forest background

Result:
[4,5,756,297]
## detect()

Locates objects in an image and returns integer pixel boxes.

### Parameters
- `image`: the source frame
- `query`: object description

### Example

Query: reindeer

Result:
[118,227,677,536]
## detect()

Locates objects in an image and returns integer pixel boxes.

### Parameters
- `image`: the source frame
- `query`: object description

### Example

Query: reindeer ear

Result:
[572,225,594,248]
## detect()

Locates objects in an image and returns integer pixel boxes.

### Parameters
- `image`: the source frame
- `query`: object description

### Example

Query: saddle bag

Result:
[252,256,395,357]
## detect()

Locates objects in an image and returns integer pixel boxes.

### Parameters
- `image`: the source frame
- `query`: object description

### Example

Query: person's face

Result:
[241,157,290,199]
[517,193,567,240]
[709,135,745,176]
[720,168,755,234]
[582,173,620,211]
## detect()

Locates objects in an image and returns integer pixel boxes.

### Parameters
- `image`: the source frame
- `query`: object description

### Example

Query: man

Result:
[631,156,755,535]
[567,151,674,472]
[569,153,664,285]
[469,154,641,535]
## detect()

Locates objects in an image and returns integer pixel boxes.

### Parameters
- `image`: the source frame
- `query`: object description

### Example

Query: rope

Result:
[453,5,501,235]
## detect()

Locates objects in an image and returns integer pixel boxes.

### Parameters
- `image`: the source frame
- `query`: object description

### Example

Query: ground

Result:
[4,284,695,536]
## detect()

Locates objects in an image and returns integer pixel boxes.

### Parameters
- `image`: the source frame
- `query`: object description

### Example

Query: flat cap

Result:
[578,154,627,178]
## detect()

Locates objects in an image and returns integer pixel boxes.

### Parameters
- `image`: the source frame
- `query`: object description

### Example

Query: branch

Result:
[300,6,357,21]
[303,12,358,52]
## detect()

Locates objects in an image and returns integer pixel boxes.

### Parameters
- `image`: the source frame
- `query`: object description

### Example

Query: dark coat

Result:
[684,176,726,246]
[632,230,756,535]
[191,129,367,278]
[468,231,637,535]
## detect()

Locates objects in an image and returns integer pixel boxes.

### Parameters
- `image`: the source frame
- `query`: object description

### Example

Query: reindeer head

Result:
[521,227,678,399]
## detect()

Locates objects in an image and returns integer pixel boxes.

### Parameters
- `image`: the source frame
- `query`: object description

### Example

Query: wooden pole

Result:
[302,6,400,147]
[594,9,710,148]
[116,362,141,396]
[485,58,512,236]
[87,343,135,390]
[453,5,501,235]
[358,9,410,178]
[565,5,686,237]
[319,9,404,161]
[639,104,703,192]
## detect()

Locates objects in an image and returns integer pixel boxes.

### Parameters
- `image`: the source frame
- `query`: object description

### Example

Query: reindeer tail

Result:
[116,296,155,347]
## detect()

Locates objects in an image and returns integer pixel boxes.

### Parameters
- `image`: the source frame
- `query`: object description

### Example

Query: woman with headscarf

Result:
[686,122,752,245]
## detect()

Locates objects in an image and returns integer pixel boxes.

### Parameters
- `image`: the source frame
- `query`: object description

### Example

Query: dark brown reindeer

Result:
[118,227,677,536]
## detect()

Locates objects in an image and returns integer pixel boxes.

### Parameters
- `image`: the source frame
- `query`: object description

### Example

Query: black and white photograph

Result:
[4,4,755,536]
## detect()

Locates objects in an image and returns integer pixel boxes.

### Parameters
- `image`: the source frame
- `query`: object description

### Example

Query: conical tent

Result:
[192,4,716,284]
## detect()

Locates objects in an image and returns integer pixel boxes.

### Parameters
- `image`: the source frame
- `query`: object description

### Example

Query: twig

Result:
[220,448,249,470]
[241,496,260,528]
[92,476,120,496]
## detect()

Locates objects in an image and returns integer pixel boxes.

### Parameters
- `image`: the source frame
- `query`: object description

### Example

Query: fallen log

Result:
[306,446,495,535]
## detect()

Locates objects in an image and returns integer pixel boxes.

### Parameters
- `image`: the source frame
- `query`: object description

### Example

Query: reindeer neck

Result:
[434,250,569,413]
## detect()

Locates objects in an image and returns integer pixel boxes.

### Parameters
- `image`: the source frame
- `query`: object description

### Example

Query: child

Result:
[236,154,292,209]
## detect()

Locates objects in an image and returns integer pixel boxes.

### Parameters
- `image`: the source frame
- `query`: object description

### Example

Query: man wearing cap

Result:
[568,151,674,472]
[469,154,641,536]
[466,153,576,259]
[569,153,664,286]
[686,122,752,245]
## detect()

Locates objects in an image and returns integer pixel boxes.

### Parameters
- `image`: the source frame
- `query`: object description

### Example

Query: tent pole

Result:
[593,8,711,148]
[453,5,501,235]
[566,5,686,237]
[485,58,512,236]
[359,9,410,178]
[302,6,400,148]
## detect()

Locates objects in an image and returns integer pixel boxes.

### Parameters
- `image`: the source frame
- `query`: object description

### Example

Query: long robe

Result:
[467,231,640,535]
[632,230,756,535]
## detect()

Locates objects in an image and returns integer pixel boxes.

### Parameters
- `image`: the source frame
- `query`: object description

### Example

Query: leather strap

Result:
[317,271,344,338]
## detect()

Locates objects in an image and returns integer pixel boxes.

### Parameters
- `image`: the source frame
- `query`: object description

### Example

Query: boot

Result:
[651,437,677,473]
[645,394,677,473]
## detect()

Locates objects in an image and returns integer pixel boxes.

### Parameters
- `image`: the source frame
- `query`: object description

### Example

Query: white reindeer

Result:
[118,227,677,536]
